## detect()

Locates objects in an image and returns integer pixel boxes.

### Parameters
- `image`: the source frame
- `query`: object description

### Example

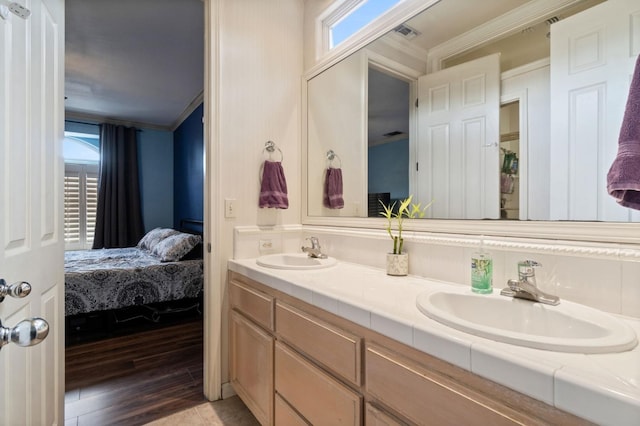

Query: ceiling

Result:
[65,0,204,130]
[64,0,597,133]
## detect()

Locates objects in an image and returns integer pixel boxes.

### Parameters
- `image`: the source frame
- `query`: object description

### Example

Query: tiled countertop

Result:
[228,258,640,426]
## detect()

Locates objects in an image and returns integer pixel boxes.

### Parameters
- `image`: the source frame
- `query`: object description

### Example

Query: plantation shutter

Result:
[64,163,99,250]
[85,170,98,247]
[64,169,81,246]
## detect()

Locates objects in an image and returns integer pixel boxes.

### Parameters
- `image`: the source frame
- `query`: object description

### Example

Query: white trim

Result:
[170,91,204,131]
[316,0,361,58]
[300,224,640,260]
[307,0,440,78]
[501,57,550,80]
[500,89,529,220]
[203,0,221,401]
[234,224,304,237]
[221,382,237,399]
[302,215,640,245]
[365,49,422,80]
[64,111,171,132]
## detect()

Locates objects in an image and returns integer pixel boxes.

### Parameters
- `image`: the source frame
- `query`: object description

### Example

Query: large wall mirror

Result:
[304,0,640,243]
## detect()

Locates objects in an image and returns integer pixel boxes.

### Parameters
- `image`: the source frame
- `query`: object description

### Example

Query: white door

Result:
[417,53,500,219]
[549,0,640,222]
[0,0,65,424]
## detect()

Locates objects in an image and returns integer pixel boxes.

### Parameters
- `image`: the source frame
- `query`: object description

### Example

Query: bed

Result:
[64,223,204,321]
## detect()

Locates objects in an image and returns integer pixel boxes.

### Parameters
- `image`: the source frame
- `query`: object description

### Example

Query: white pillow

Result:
[152,232,202,262]
[137,228,179,251]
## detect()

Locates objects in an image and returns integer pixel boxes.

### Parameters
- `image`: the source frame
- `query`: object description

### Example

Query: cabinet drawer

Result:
[365,344,519,426]
[229,278,274,331]
[275,393,310,426]
[275,301,361,385]
[365,403,405,426]
[275,341,362,426]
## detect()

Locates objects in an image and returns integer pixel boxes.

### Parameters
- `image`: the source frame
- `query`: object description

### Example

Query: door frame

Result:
[500,91,529,220]
[203,0,221,400]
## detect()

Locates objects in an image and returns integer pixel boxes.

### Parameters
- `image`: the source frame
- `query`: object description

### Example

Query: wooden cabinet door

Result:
[229,310,274,425]
[275,341,362,425]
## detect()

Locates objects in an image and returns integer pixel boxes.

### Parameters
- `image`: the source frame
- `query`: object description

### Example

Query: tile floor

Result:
[144,396,259,426]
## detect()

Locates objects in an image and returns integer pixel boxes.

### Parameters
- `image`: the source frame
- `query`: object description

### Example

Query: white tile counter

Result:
[228,258,640,426]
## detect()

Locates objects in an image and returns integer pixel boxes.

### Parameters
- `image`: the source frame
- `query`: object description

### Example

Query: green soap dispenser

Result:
[471,240,493,294]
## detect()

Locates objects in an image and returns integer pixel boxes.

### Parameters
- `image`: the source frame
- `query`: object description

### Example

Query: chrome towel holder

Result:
[327,149,342,168]
[263,140,283,162]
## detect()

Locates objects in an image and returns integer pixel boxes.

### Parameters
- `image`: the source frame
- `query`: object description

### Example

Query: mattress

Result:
[65,247,203,316]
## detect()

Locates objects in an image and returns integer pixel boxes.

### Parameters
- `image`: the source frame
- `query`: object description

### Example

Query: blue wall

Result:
[368,139,409,202]
[173,104,204,230]
[138,129,174,231]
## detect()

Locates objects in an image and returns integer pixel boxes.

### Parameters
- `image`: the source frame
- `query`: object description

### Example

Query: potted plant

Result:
[380,195,432,276]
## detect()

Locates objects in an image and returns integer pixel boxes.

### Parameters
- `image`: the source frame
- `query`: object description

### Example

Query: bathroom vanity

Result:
[227,258,639,425]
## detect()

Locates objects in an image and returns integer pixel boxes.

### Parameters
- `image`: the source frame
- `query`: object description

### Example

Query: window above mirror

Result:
[326,0,403,50]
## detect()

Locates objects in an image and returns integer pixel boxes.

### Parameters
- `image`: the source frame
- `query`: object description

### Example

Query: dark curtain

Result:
[92,124,144,249]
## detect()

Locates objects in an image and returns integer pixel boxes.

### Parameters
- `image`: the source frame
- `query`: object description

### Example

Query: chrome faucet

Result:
[301,237,327,259]
[500,260,560,305]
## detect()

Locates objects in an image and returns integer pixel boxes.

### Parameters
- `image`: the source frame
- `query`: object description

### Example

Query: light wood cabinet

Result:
[365,403,405,426]
[228,271,587,426]
[275,393,310,426]
[229,310,274,425]
[229,277,274,331]
[275,341,362,425]
[276,300,361,386]
[366,343,518,425]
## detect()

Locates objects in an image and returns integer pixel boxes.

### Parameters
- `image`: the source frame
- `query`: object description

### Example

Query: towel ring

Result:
[327,150,342,168]
[263,140,283,162]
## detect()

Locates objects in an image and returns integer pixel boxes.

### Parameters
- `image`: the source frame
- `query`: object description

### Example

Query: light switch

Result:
[225,199,237,218]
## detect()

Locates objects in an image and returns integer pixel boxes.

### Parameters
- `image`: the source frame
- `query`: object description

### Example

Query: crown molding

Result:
[64,111,171,132]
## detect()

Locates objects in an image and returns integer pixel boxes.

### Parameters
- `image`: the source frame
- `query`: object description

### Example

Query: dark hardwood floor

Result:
[65,317,205,426]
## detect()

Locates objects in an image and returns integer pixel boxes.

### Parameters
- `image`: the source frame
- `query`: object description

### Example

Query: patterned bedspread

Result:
[65,247,203,316]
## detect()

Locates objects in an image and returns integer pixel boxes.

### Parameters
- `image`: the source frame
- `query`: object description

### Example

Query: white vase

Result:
[386,253,408,276]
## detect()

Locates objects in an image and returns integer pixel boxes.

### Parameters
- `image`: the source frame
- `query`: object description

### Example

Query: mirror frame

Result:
[302,0,640,245]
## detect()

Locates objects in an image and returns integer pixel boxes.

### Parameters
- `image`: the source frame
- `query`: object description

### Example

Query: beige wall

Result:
[303,0,334,72]
[207,0,304,397]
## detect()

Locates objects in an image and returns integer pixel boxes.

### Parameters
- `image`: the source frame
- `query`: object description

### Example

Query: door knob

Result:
[0,279,31,302]
[0,318,49,350]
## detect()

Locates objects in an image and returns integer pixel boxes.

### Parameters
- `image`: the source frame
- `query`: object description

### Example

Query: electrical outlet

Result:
[225,199,237,218]
[259,239,273,251]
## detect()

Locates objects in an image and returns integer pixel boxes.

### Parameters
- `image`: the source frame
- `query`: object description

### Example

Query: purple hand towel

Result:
[259,161,289,209]
[323,167,344,209]
[607,54,640,210]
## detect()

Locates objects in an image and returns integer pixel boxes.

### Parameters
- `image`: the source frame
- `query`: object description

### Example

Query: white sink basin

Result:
[416,286,638,353]
[256,253,337,270]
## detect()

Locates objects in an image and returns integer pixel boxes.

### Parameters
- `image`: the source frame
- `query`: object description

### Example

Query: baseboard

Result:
[221,382,236,399]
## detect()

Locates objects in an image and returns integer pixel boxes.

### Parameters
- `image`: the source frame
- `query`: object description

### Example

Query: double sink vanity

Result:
[228,252,640,425]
